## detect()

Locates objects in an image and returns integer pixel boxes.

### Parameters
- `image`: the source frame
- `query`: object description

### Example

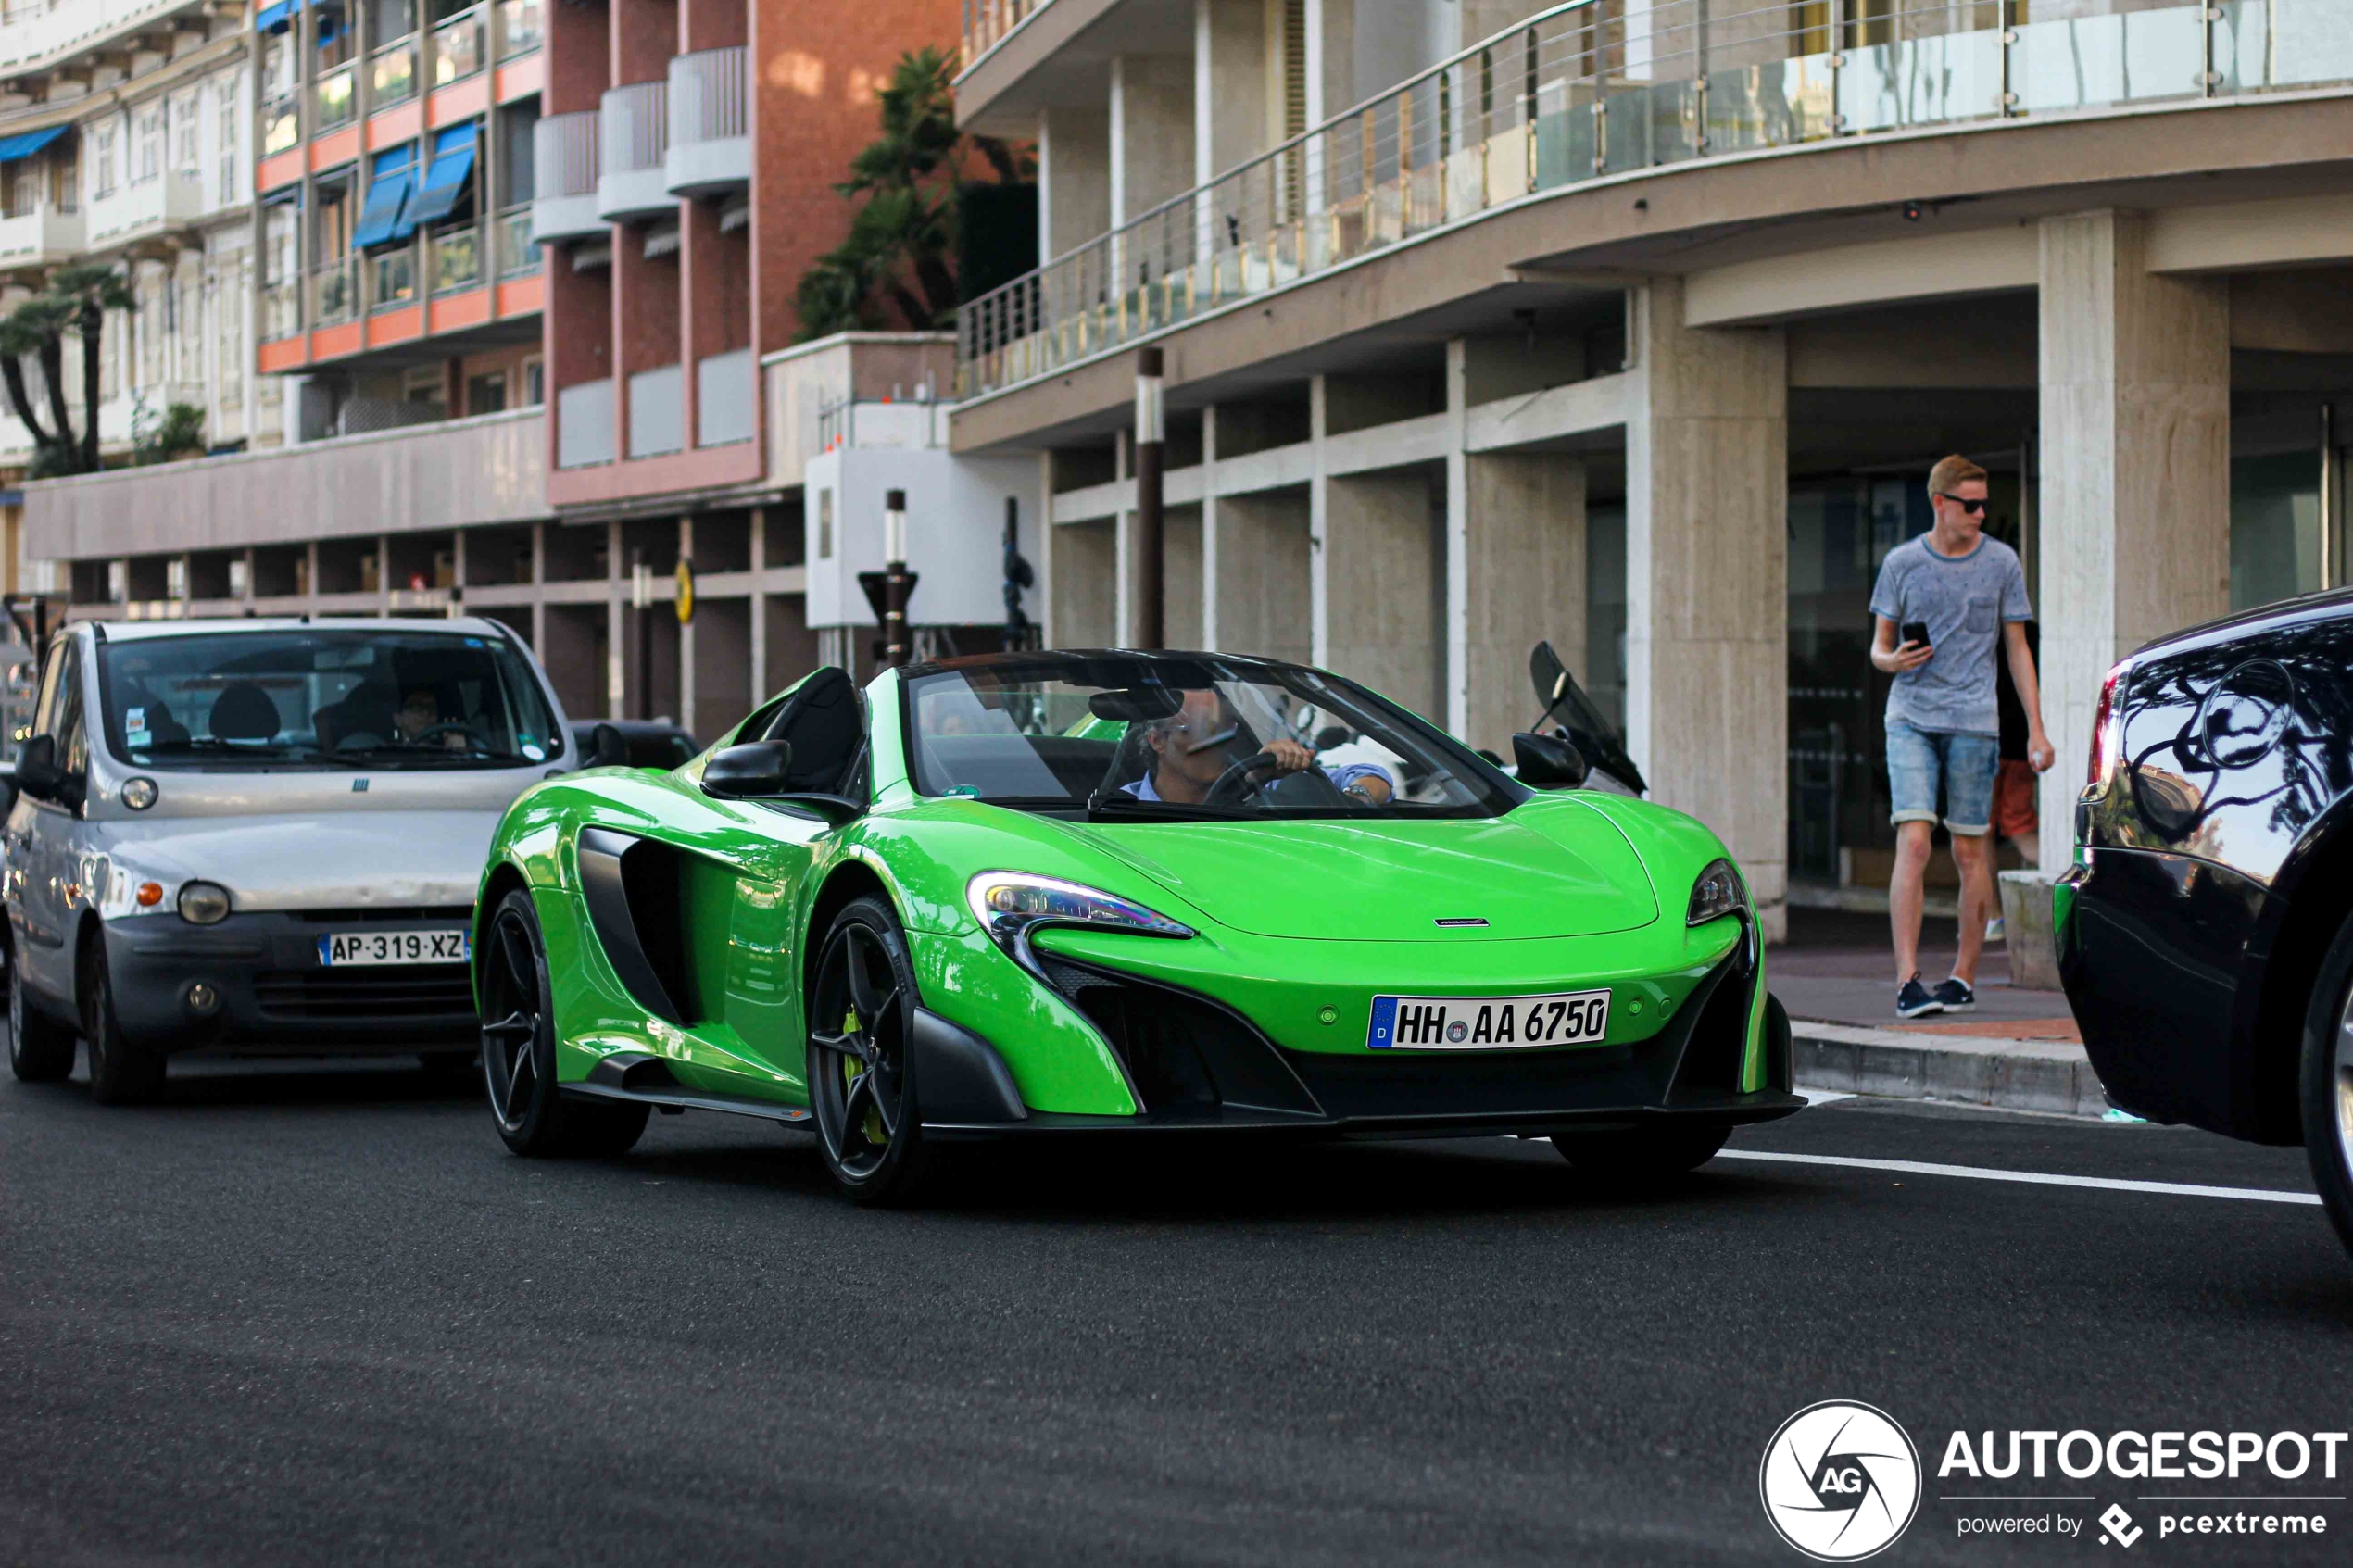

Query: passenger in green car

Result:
[1126,688,1394,807]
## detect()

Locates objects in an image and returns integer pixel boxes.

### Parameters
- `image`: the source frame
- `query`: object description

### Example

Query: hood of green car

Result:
[1057,800,1660,940]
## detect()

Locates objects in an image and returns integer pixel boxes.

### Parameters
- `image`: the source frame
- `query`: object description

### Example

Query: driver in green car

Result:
[1126,688,1395,806]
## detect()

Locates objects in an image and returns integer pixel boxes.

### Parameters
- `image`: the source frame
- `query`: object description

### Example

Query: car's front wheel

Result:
[1552,1123,1731,1177]
[7,944,74,1083]
[479,887,648,1159]
[82,938,164,1106]
[2299,909,2353,1258]
[807,896,937,1206]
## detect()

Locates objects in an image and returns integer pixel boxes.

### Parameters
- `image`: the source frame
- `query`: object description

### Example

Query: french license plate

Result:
[1368,989,1611,1050]
[318,930,472,967]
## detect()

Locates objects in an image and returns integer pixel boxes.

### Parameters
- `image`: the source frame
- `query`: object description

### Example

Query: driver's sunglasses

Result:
[1937,493,1988,515]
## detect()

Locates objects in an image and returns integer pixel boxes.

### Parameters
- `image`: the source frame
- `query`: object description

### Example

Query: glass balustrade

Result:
[497,0,540,59]
[493,206,538,276]
[432,224,481,294]
[262,95,299,157]
[312,258,359,325]
[262,278,302,340]
[433,8,484,88]
[314,65,355,131]
[371,39,418,107]
[371,247,416,311]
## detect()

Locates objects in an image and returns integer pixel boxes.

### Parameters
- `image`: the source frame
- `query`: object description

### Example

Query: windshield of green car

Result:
[903,655,1522,820]
[97,628,563,771]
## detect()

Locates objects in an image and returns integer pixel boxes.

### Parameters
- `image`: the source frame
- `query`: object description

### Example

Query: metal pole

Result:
[883,488,910,668]
[1134,345,1165,648]
[631,548,651,721]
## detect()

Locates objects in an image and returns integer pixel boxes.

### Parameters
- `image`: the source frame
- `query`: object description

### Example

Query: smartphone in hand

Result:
[1901,621,1931,652]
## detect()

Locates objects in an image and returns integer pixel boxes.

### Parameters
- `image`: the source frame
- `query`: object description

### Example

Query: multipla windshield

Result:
[98,629,563,771]
[904,654,1522,820]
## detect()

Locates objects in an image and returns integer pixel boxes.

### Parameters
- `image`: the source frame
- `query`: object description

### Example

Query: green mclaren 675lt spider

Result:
[472,650,1800,1202]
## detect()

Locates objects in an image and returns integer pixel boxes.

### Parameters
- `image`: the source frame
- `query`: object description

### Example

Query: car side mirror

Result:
[1513,730,1589,790]
[702,739,794,798]
[16,734,58,800]
[586,722,628,769]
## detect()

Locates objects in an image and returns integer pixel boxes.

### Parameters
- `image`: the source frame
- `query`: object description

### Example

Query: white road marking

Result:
[1795,1088,1853,1106]
[1715,1148,2321,1205]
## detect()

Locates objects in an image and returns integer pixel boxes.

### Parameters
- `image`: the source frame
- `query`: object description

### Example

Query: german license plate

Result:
[1367,989,1611,1050]
[319,930,471,967]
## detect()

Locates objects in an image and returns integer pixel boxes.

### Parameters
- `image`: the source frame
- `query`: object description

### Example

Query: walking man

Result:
[1868,456,2054,1019]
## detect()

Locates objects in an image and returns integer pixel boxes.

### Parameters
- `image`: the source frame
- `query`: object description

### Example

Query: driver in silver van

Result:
[1126,689,1394,806]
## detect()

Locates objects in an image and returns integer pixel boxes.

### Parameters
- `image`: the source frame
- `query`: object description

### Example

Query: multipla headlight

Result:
[1686,859,1747,927]
[966,872,1193,953]
[178,881,232,925]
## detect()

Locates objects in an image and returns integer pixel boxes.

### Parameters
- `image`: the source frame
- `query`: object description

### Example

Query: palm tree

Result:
[0,263,136,476]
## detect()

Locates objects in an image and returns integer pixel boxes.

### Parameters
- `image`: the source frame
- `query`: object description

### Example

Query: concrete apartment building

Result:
[0,0,260,589]
[22,0,1001,747]
[948,0,2353,932]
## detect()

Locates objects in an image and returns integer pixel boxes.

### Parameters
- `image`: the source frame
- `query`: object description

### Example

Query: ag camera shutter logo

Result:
[1759,1400,1923,1561]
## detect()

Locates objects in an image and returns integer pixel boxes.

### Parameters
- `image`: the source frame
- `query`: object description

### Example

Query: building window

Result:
[467,370,506,415]
[216,76,240,197]
[172,90,199,175]
[92,125,117,199]
[818,489,834,559]
[521,356,543,407]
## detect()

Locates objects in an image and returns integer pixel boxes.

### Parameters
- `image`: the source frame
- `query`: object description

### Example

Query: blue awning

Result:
[350,170,413,249]
[254,0,299,33]
[406,125,476,229]
[0,126,66,165]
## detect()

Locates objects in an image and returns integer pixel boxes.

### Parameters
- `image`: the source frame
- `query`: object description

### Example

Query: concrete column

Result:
[1465,452,1586,757]
[1198,0,1270,182]
[1038,107,1110,261]
[1214,492,1313,665]
[1624,277,1788,939]
[1165,504,1204,646]
[1444,338,1470,736]
[2035,210,2232,878]
[1110,55,1195,225]
[1325,470,1441,720]
[1200,406,1222,648]
[1052,519,1120,647]
[1308,375,1329,665]
[748,508,767,700]
[1114,428,1135,644]
[606,519,625,718]
[1037,452,1058,645]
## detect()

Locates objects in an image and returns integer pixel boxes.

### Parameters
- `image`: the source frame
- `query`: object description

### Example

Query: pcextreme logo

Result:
[1760,1400,1924,1562]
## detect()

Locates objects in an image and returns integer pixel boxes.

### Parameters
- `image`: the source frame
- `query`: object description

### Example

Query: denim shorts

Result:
[1886,719,1999,835]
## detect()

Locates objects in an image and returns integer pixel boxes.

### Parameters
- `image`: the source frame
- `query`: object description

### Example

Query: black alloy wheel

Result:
[6,943,74,1083]
[808,896,935,1205]
[2299,909,2353,1258]
[82,936,163,1106]
[479,887,648,1159]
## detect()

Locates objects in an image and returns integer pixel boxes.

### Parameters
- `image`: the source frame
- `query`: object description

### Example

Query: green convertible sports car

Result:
[472,650,1800,1202]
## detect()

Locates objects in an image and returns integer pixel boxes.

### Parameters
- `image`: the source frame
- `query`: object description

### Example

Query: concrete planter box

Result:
[1999,870,2062,992]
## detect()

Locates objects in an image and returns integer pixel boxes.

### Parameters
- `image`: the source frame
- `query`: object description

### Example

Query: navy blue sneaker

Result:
[1895,973,1944,1020]
[1931,977,1976,1013]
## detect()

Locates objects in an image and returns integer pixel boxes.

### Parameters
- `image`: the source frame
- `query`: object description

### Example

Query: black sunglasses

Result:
[1936,493,1988,515]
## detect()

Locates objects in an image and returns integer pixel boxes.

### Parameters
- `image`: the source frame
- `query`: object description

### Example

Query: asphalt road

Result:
[3,1056,2349,1567]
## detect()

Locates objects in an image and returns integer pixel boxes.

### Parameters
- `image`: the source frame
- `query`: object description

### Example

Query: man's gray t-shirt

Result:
[1869,533,2032,735]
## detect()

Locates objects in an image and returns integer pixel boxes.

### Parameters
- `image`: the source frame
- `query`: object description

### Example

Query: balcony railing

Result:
[497,0,542,59]
[431,222,481,294]
[262,277,302,340]
[598,79,670,220]
[311,257,359,326]
[371,37,418,107]
[493,204,538,275]
[371,246,416,312]
[529,110,601,242]
[666,44,748,196]
[0,0,194,74]
[959,0,2353,398]
[262,94,299,156]
[959,0,1051,72]
[315,62,356,131]
[0,204,82,265]
[432,6,484,88]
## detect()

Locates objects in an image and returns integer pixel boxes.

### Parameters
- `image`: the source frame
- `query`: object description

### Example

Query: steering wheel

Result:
[1203,749,1277,806]
[408,722,486,749]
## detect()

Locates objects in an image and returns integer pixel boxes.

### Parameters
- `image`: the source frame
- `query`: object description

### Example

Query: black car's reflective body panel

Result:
[2059,588,2353,1143]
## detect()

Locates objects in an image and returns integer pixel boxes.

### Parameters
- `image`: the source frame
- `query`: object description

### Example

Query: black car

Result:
[572,720,698,771]
[2057,590,2353,1251]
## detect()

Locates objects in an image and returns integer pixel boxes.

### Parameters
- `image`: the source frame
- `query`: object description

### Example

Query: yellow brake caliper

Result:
[841,1007,887,1147]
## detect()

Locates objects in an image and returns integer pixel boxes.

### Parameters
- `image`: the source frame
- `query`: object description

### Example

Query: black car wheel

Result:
[7,944,74,1083]
[808,896,937,1206]
[2300,909,2353,1257]
[479,887,648,1159]
[1552,1123,1731,1177]
[82,937,164,1106]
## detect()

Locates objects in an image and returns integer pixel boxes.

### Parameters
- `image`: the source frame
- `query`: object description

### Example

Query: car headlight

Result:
[966,872,1193,979]
[178,881,232,925]
[1686,859,1747,926]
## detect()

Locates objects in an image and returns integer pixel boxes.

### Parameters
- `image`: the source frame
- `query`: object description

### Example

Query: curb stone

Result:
[1790,1020,2108,1119]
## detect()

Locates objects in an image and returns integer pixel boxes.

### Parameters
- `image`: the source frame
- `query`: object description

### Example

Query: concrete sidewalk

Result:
[1770,908,2107,1118]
